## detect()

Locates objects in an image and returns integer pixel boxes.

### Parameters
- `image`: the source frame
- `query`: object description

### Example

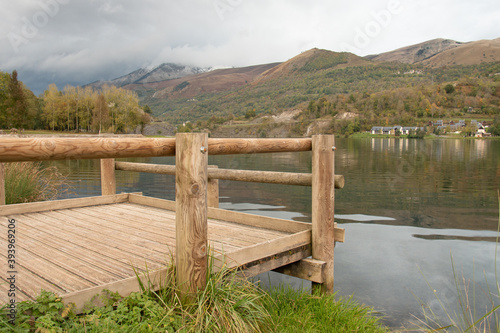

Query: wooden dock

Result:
[0,134,344,309]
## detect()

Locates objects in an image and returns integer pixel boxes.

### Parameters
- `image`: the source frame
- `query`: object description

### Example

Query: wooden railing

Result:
[0,134,342,296]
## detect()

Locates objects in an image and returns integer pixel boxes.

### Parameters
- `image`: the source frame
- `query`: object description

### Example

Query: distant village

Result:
[370,119,490,137]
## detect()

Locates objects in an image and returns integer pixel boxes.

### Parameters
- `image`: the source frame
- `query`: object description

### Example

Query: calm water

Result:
[48,137,500,329]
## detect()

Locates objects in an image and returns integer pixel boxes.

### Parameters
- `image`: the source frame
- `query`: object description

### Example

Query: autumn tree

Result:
[92,93,110,133]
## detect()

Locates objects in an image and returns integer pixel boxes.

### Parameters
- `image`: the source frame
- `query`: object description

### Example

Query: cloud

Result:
[0,0,499,93]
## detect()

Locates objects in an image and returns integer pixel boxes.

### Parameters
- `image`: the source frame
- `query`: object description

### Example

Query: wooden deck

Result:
[0,134,344,308]
[0,193,326,309]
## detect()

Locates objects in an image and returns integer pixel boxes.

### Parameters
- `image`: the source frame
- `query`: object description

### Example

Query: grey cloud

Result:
[0,0,499,94]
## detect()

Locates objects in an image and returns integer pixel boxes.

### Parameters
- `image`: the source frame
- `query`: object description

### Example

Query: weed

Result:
[0,254,389,332]
[3,162,71,204]
[410,190,500,332]
[265,285,388,332]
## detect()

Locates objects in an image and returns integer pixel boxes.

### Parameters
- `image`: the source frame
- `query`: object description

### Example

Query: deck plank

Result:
[0,197,314,310]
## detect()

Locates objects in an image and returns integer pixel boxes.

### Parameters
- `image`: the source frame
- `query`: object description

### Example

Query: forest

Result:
[0,70,151,133]
[145,61,500,128]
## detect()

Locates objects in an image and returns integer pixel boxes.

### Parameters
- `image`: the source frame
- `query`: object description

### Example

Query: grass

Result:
[0,255,389,332]
[265,286,388,332]
[410,190,500,332]
[3,162,71,204]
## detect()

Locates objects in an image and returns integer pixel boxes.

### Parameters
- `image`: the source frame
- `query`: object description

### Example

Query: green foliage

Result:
[0,70,39,129]
[266,286,388,332]
[176,121,193,133]
[488,116,500,136]
[3,162,70,204]
[41,83,148,133]
[444,83,456,94]
[245,109,256,119]
[173,81,190,92]
[300,51,349,72]
[0,255,389,332]
[140,61,500,130]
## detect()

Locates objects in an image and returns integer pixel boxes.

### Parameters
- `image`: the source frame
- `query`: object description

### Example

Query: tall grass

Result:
[411,190,500,332]
[1,253,390,332]
[265,285,388,332]
[138,254,275,332]
[3,162,70,204]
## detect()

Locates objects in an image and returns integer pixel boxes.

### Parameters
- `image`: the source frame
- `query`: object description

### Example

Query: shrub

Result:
[3,162,70,204]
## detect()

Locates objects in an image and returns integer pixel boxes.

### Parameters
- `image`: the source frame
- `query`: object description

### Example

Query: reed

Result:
[3,162,70,204]
[411,190,500,332]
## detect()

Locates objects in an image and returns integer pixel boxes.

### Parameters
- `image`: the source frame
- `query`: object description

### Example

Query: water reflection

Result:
[44,137,500,329]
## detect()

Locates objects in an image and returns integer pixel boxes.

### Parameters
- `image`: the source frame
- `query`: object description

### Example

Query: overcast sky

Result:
[1,0,499,94]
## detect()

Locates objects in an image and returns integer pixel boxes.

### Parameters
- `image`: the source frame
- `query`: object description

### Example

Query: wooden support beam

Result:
[100,159,116,195]
[311,135,335,294]
[175,133,208,299]
[208,138,312,155]
[0,137,311,162]
[207,165,219,208]
[273,258,326,284]
[0,163,4,205]
[115,161,345,189]
[0,137,176,162]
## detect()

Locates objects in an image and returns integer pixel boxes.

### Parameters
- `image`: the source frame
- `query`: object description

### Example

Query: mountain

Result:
[130,62,281,100]
[87,63,210,89]
[366,37,500,66]
[82,37,500,124]
[366,38,464,63]
[253,48,370,84]
[421,38,500,67]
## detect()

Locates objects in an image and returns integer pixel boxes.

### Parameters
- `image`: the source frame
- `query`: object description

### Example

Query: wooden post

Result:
[0,163,5,205]
[311,135,335,294]
[207,165,219,208]
[175,133,208,299]
[100,159,116,195]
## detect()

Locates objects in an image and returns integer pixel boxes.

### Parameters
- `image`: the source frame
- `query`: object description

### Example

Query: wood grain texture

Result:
[100,159,116,195]
[0,193,130,216]
[128,194,310,234]
[273,258,326,283]
[311,135,335,294]
[0,137,176,162]
[207,165,219,208]
[208,138,312,155]
[175,133,208,296]
[115,161,345,189]
[0,163,4,205]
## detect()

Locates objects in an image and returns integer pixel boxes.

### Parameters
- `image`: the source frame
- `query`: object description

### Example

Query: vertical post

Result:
[207,165,219,208]
[0,163,5,205]
[311,135,335,294]
[175,133,208,299]
[100,159,116,195]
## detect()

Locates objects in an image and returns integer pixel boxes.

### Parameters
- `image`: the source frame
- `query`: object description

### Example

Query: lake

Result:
[48,137,500,329]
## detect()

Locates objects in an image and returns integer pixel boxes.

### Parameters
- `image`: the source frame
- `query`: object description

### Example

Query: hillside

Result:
[422,38,500,67]
[131,62,280,100]
[76,37,500,131]
[366,38,463,63]
[88,63,210,89]
[253,48,370,84]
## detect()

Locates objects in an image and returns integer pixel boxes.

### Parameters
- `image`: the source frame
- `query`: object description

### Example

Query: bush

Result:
[3,162,70,204]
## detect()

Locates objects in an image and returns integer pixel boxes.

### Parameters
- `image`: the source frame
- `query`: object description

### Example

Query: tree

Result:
[93,93,110,133]
[7,70,28,128]
[444,84,455,94]
[487,116,500,136]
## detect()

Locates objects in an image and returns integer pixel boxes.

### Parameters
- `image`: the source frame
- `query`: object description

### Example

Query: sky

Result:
[1,0,499,95]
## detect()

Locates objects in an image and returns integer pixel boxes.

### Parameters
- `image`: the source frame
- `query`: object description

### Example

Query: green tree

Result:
[7,70,28,128]
[93,93,110,133]
[444,84,455,94]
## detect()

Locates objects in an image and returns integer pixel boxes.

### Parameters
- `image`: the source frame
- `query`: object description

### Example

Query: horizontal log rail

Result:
[115,161,345,189]
[0,137,312,162]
